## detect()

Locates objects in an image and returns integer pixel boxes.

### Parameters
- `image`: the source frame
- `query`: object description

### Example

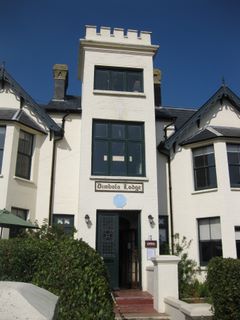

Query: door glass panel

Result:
[92,141,108,175]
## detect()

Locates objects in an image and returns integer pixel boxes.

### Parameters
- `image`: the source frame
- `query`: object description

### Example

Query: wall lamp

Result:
[85,214,91,227]
[148,214,155,227]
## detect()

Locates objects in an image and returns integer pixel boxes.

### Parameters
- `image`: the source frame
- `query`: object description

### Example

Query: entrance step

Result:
[113,290,170,320]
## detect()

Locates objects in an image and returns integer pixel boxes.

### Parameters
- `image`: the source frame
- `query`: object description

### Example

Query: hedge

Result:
[0,238,114,320]
[207,257,240,320]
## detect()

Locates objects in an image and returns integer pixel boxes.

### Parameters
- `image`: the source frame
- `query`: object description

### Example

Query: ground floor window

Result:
[53,214,74,235]
[159,215,169,254]
[235,226,240,258]
[9,207,28,238]
[198,217,222,266]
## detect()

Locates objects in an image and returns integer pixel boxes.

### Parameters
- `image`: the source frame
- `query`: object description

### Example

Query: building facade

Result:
[1,26,240,289]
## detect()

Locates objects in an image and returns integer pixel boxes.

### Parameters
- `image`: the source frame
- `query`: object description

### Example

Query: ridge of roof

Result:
[0,67,62,136]
[163,85,240,150]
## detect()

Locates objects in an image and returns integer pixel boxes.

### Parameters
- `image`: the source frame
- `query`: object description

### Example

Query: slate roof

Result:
[0,67,62,136]
[181,126,240,146]
[162,85,240,151]
[160,107,197,130]
[0,109,47,133]
[43,95,82,113]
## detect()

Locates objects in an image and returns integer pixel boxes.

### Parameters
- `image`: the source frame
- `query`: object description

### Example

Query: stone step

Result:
[116,297,153,305]
[115,314,170,320]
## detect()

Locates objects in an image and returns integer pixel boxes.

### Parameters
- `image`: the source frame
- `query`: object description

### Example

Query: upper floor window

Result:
[53,214,75,235]
[198,217,222,266]
[192,145,217,190]
[92,120,145,177]
[15,130,34,180]
[0,126,6,174]
[227,144,240,187]
[94,66,143,93]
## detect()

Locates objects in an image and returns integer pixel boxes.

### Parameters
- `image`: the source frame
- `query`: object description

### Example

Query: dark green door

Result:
[97,213,119,289]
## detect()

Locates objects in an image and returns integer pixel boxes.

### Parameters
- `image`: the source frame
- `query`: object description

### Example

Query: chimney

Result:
[53,64,68,100]
[153,68,162,107]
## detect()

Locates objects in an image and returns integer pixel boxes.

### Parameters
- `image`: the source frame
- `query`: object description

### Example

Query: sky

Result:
[1,0,240,108]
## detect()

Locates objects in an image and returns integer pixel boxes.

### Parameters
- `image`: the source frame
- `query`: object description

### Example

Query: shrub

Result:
[0,237,114,319]
[173,233,199,299]
[207,257,240,320]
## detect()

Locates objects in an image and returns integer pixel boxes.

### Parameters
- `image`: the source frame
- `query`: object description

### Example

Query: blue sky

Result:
[1,0,240,108]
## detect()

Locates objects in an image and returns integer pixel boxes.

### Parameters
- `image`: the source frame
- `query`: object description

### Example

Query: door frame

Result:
[96,210,142,289]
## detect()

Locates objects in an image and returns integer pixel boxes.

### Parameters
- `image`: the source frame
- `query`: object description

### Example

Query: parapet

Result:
[85,25,152,45]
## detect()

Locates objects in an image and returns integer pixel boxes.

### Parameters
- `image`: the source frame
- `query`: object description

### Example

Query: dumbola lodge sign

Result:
[95,181,144,193]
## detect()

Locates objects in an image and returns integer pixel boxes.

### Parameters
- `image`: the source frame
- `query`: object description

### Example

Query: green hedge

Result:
[0,238,114,320]
[207,257,240,320]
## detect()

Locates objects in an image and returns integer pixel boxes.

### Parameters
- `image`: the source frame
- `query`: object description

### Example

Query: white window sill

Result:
[13,176,35,185]
[90,175,149,182]
[191,188,218,195]
[93,89,146,98]
[231,187,240,191]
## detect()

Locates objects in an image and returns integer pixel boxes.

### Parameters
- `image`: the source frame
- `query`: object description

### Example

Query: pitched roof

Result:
[42,95,81,113]
[162,85,240,151]
[181,126,240,146]
[0,109,47,134]
[0,67,62,136]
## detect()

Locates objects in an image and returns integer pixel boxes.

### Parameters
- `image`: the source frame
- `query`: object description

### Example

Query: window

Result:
[198,217,222,266]
[9,207,28,238]
[53,214,75,235]
[15,130,34,180]
[94,66,143,93]
[235,226,240,258]
[159,215,169,254]
[0,126,6,173]
[92,121,145,176]
[227,144,240,187]
[193,145,217,190]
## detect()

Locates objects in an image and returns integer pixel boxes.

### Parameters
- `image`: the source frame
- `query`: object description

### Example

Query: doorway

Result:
[97,211,141,290]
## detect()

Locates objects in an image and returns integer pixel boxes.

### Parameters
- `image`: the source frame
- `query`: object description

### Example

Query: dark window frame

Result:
[94,66,144,93]
[0,126,6,174]
[92,120,145,177]
[159,215,169,254]
[53,214,75,235]
[198,217,222,266]
[192,145,217,190]
[10,207,28,238]
[227,143,240,187]
[15,130,34,180]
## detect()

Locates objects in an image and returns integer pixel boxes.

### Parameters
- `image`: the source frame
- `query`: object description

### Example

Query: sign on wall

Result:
[95,181,144,193]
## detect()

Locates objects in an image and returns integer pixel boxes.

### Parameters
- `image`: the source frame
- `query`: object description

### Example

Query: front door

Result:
[97,213,119,289]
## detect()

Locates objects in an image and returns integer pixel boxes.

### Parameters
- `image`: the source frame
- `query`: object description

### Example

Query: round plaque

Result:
[113,194,127,208]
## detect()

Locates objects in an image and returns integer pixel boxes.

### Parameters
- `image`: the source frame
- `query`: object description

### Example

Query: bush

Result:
[207,257,240,320]
[173,233,199,299]
[0,237,114,319]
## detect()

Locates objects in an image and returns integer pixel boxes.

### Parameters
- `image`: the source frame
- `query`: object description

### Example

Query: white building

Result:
[1,26,240,290]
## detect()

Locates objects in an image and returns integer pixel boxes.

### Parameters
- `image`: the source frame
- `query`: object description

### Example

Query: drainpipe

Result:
[163,122,175,254]
[48,112,70,226]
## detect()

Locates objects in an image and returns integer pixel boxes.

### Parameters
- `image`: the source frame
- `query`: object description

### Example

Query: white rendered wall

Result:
[169,100,240,265]
[78,27,159,290]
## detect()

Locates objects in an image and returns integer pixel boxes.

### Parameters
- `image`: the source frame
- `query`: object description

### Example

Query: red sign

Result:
[145,240,157,248]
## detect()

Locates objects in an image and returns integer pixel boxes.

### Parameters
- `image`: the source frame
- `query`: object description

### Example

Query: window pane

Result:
[92,141,108,175]
[110,142,126,175]
[127,71,143,92]
[16,154,31,179]
[227,144,240,153]
[94,123,108,138]
[18,131,33,156]
[229,166,240,186]
[11,208,28,220]
[194,155,205,168]
[128,125,142,140]
[112,124,125,139]
[199,219,210,240]
[195,168,207,189]
[111,70,124,91]
[0,127,6,148]
[208,166,217,187]
[210,218,221,240]
[128,142,143,176]
[94,69,110,90]
[228,153,240,165]
[53,214,74,235]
